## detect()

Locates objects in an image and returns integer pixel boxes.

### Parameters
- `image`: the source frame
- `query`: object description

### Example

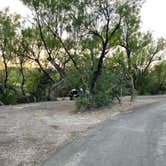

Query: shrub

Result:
[25,69,52,101]
[0,89,17,105]
[76,91,113,112]
[76,96,91,112]
[75,66,125,111]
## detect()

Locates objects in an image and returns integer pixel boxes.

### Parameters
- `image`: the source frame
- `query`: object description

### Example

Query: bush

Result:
[75,66,125,111]
[93,91,113,107]
[76,91,113,112]
[76,96,91,112]
[25,69,52,101]
[0,89,17,105]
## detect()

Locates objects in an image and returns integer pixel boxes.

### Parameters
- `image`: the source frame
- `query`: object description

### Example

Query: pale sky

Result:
[0,0,31,18]
[0,0,166,39]
[141,0,166,38]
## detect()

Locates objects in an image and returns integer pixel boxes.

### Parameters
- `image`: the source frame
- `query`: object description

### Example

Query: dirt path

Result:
[0,96,163,166]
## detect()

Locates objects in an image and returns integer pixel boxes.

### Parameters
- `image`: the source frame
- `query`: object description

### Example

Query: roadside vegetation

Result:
[0,0,166,110]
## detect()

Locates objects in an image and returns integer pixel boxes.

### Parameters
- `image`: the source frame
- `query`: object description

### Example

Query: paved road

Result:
[42,100,166,166]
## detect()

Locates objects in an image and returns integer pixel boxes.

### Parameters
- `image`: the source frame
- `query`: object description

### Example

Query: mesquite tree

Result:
[0,8,20,89]
[118,1,165,100]
[21,0,124,97]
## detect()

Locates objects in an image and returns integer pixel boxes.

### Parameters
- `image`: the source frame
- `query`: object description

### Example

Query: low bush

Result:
[0,89,17,105]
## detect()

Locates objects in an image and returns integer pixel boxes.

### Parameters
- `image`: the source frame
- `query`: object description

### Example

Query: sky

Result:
[0,0,31,18]
[0,0,166,39]
[141,0,166,38]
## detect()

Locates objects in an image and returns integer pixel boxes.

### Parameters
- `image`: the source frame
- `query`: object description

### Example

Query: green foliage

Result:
[134,61,166,95]
[0,1,166,109]
[148,62,166,94]
[0,88,17,105]
[75,62,127,111]
[25,69,52,101]
[75,96,91,112]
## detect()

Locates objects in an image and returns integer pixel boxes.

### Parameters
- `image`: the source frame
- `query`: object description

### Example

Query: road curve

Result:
[42,100,166,166]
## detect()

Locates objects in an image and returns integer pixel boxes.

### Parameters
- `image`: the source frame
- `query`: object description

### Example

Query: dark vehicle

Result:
[68,89,79,100]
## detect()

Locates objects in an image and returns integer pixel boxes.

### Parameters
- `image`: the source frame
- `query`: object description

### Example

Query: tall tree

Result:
[21,0,123,97]
[0,8,20,88]
[118,1,165,100]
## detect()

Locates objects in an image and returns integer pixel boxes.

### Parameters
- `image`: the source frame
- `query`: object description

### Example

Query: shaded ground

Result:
[0,96,164,166]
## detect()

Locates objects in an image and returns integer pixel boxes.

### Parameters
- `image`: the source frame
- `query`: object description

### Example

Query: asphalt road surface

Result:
[42,99,166,166]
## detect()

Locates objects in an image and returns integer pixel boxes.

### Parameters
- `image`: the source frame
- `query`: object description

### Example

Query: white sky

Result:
[0,0,31,19]
[0,0,166,39]
[141,0,166,38]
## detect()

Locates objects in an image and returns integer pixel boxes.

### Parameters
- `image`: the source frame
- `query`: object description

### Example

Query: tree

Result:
[20,27,68,99]
[118,1,166,100]
[21,0,73,79]
[21,0,123,102]
[143,61,166,95]
[0,8,20,89]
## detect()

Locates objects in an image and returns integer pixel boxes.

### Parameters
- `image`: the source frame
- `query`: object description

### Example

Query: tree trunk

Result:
[2,52,8,89]
[20,60,25,96]
[90,42,107,94]
[47,57,66,78]
[89,15,120,95]
[130,75,135,102]
[49,79,65,100]
[126,47,136,102]
[35,59,55,83]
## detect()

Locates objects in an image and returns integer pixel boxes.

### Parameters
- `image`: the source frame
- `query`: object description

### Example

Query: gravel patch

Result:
[0,96,162,166]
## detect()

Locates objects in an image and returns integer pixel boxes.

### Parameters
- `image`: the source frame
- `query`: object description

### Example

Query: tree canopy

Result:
[0,0,166,109]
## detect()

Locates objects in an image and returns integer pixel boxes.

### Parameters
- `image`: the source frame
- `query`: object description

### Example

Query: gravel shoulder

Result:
[0,96,164,166]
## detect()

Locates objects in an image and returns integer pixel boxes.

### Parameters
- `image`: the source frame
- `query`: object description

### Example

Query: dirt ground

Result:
[0,96,163,166]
